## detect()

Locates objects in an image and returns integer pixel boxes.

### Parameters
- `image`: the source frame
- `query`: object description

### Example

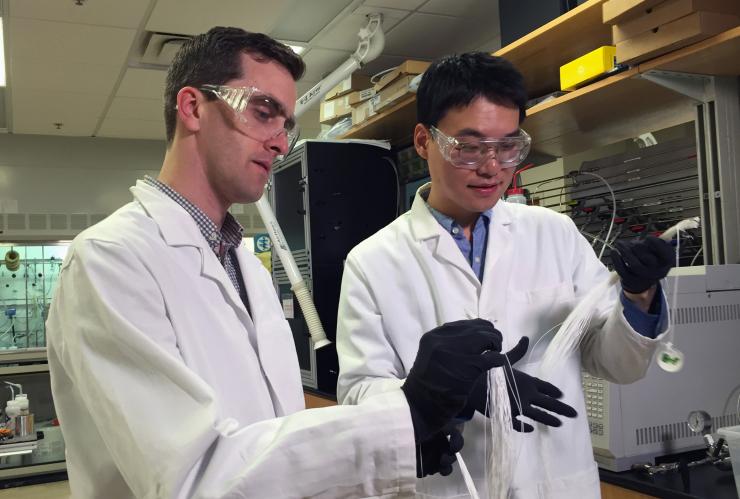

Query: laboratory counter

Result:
[599,454,738,499]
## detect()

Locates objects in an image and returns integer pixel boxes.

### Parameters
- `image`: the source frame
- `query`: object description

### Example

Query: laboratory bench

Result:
[302,391,740,498]
[599,449,738,499]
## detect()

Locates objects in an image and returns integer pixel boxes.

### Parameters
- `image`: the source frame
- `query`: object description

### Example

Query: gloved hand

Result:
[402,319,513,442]
[416,423,464,478]
[457,337,577,431]
[503,367,578,432]
[611,235,675,293]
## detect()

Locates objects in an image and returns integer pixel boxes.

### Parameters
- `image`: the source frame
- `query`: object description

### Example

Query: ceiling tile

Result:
[384,12,495,59]
[363,0,426,10]
[9,0,150,29]
[300,48,351,82]
[97,118,166,140]
[419,0,499,18]
[117,69,167,100]
[476,35,502,53]
[12,59,120,95]
[146,0,293,36]
[11,89,107,136]
[9,18,135,66]
[270,0,354,43]
[314,6,408,51]
[107,97,164,122]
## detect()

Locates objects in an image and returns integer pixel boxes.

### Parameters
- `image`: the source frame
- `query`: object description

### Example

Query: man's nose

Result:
[264,130,289,156]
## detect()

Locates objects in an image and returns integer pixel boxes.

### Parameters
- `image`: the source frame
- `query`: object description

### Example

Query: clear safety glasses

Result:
[429,125,531,170]
[200,84,300,154]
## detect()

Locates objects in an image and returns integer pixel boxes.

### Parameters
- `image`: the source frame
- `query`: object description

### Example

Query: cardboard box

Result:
[616,10,740,64]
[351,96,380,126]
[559,46,618,91]
[347,87,377,106]
[323,73,372,101]
[612,0,740,42]
[319,94,352,124]
[374,60,430,91]
[603,0,667,24]
[374,75,416,113]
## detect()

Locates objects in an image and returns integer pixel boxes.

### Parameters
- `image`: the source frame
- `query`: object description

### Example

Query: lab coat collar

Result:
[131,180,211,249]
[408,183,517,287]
[132,181,297,413]
[408,182,514,242]
[131,181,255,325]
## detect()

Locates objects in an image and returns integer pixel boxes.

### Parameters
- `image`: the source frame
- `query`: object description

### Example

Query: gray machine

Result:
[584,265,740,471]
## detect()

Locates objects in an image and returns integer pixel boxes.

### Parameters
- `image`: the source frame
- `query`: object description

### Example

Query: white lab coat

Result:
[336,186,666,499]
[47,180,417,499]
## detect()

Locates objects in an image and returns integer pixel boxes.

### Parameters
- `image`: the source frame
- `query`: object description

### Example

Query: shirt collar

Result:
[421,186,492,236]
[143,175,243,252]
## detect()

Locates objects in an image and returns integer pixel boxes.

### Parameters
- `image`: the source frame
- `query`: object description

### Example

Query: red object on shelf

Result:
[630,224,646,233]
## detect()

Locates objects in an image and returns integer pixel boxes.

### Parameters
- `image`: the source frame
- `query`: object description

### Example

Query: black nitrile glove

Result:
[503,367,578,432]
[416,423,464,478]
[401,319,508,442]
[456,336,528,421]
[457,337,577,431]
[611,236,675,293]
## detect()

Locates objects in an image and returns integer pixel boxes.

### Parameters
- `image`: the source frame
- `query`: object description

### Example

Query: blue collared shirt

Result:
[423,196,665,338]
[426,204,491,282]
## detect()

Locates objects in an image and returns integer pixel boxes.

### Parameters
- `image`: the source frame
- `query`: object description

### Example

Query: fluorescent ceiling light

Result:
[0,17,5,86]
[282,41,306,55]
[0,448,34,457]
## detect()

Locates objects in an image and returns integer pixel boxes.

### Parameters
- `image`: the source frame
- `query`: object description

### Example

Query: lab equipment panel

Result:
[270,141,398,394]
[569,136,703,268]
[584,266,740,471]
[0,243,68,350]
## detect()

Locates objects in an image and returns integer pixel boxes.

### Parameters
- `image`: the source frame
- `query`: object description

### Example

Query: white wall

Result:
[0,133,264,240]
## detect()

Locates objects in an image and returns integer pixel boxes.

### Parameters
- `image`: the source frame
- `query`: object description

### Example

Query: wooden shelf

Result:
[526,27,740,157]
[341,25,739,156]
[494,0,612,99]
[639,26,740,75]
[338,95,416,145]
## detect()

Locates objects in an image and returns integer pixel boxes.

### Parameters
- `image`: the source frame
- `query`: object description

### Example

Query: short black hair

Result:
[416,52,527,128]
[164,26,306,144]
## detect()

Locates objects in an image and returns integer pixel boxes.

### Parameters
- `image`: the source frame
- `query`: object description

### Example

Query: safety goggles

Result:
[429,126,531,169]
[200,84,300,155]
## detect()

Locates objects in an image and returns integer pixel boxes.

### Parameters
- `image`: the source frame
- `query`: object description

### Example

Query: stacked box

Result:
[373,60,430,91]
[603,0,740,65]
[319,74,372,125]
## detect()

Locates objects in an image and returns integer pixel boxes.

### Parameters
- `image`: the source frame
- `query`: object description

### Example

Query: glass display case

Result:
[0,241,69,480]
[0,242,69,351]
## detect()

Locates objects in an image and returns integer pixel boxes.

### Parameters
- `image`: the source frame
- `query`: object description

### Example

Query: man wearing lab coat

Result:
[45,29,537,499]
[336,53,674,498]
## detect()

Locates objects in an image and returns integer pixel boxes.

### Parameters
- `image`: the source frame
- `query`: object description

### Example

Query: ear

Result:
[414,123,430,160]
[176,87,202,134]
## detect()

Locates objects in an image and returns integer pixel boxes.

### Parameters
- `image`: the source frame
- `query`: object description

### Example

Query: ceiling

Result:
[0,0,501,141]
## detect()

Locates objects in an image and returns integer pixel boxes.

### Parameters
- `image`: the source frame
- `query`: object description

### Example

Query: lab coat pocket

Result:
[509,281,576,362]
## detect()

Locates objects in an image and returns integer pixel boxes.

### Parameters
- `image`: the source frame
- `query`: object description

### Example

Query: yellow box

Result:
[559,46,617,91]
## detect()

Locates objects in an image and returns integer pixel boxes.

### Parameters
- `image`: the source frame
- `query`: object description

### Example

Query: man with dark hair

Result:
[337,52,674,497]
[47,31,523,498]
